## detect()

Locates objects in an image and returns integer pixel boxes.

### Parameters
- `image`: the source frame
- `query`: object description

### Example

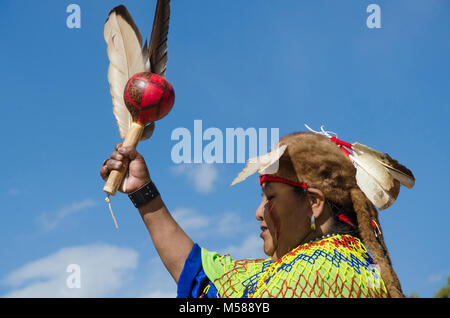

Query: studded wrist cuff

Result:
[128,181,160,208]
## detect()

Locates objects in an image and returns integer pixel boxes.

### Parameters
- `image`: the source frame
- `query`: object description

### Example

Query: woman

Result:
[100,131,412,298]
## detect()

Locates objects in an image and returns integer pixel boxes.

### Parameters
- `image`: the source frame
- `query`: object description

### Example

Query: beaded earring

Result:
[311,215,316,231]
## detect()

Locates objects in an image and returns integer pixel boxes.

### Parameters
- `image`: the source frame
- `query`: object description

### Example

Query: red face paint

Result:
[265,200,280,242]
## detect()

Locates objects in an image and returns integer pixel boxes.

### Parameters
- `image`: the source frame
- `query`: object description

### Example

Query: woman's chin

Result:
[261,235,275,256]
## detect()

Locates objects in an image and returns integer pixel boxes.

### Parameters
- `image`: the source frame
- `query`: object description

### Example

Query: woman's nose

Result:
[255,200,264,221]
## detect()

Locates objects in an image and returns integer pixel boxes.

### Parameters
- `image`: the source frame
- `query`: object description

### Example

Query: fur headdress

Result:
[231,128,415,298]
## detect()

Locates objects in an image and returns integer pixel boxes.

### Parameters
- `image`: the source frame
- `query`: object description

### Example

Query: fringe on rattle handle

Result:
[105,194,119,229]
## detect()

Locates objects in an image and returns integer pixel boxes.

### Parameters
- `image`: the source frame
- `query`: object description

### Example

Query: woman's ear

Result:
[306,188,326,219]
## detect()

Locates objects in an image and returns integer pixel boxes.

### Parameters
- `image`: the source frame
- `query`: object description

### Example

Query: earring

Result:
[311,215,316,231]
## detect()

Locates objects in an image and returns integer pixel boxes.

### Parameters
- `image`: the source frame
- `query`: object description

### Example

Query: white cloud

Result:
[2,244,138,298]
[171,207,212,232]
[215,212,251,237]
[221,235,266,260]
[171,208,255,240]
[171,164,219,194]
[37,199,99,231]
[142,290,177,298]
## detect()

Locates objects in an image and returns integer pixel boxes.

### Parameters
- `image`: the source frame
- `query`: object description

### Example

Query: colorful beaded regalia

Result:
[177,128,414,298]
[202,234,387,298]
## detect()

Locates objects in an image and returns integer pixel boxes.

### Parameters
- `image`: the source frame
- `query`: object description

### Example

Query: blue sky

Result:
[0,0,449,297]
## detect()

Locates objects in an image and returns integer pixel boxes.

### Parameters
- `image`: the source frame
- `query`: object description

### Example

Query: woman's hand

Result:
[100,143,151,194]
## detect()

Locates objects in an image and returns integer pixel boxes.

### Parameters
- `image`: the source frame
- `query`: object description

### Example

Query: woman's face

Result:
[255,181,312,259]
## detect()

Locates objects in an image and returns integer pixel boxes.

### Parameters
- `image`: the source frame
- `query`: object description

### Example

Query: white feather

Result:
[379,164,415,189]
[231,145,287,186]
[353,160,396,210]
[352,142,415,189]
[351,152,395,192]
[104,6,148,138]
[304,124,414,210]
[350,153,399,210]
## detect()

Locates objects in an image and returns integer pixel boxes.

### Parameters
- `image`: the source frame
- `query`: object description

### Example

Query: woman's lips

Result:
[260,226,268,238]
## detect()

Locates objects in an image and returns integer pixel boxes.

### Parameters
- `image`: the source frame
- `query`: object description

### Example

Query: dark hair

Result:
[326,199,360,238]
[292,186,360,238]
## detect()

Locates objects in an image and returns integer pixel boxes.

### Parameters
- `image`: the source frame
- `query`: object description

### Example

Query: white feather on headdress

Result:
[230,144,287,186]
[305,125,415,210]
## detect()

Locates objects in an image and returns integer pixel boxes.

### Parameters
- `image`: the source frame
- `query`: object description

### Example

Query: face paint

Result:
[265,200,280,242]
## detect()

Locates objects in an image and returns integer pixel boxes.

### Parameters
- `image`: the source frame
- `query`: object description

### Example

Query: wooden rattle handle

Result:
[103,122,145,196]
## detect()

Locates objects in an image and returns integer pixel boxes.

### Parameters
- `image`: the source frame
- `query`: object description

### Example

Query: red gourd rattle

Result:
[103,72,175,196]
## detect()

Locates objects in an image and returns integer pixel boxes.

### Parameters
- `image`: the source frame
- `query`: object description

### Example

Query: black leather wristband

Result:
[128,181,160,208]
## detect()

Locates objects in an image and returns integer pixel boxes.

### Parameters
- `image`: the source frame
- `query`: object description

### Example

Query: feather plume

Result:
[231,145,287,186]
[349,143,414,209]
[104,1,171,140]
[350,152,400,210]
[351,150,395,192]
[304,124,414,210]
[352,142,415,189]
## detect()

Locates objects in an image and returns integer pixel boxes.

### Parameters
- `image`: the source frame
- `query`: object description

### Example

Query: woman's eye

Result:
[267,195,275,201]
